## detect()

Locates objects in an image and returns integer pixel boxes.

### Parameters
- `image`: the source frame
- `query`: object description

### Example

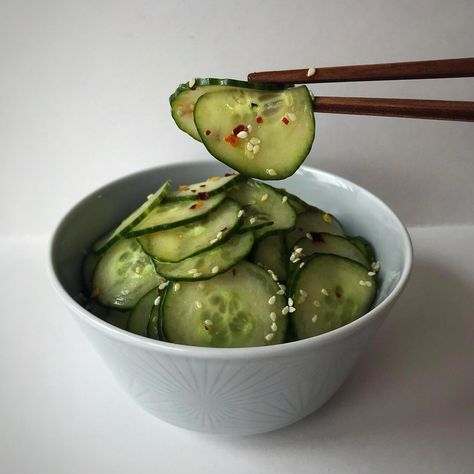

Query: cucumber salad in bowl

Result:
[81,78,380,348]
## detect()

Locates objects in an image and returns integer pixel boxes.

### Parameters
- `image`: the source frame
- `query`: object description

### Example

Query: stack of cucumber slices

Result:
[170,78,315,180]
[82,173,380,348]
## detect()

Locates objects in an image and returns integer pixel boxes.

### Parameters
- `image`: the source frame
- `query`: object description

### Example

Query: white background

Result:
[1,1,473,473]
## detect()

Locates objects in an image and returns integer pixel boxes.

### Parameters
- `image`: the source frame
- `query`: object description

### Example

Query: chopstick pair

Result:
[248,57,474,122]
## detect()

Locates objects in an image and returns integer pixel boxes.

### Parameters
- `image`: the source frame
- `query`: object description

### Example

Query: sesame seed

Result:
[211,265,220,274]
[266,168,277,176]
[261,193,268,201]
[371,261,381,272]
[193,272,202,278]
[293,257,301,263]
[299,289,307,296]
[276,289,285,295]
[247,124,253,132]
[188,77,196,88]
[268,295,276,305]
[204,319,213,326]
[147,193,154,200]
[236,131,248,139]
[282,306,289,315]
[270,312,276,321]
[359,280,366,286]
[135,266,143,274]
[287,112,296,122]
[288,297,294,306]
[313,300,320,307]
[154,296,161,306]
[249,217,256,224]
[312,314,318,323]
[307,67,316,77]
[188,268,198,274]
[246,142,254,151]
[368,271,376,276]
[195,300,203,309]
[252,144,260,155]
[237,209,245,218]
[265,333,274,341]
[249,137,260,145]
[306,232,313,240]
[299,262,305,268]
[294,247,303,254]
[282,196,288,203]
[174,283,180,292]
[271,323,278,332]
[248,200,256,205]
[322,213,332,223]
[198,282,205,289]
[321,288,329,296]
[289,306,296,313]
[216,231,223,239]
[210,238,218,245]
[158,281,169,290]
[365,280,373,287]
[279,284,287,291]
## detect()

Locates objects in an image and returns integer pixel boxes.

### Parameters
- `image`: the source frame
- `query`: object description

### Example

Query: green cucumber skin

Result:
[127,286,159,336]
[171,80,287,141]
[152,232,254,282]
[94,181,171,255]
[125,194,226,237]
[289,254,377,340]
[164,174,244,202]
[138,199,244,263]
[194,86,315,180]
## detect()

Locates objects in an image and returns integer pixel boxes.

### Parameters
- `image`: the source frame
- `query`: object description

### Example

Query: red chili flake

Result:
[232,269,236,276]
[205,129,211,135]
[310,232,325,242]
[190,201,204,210]
[198,192,209,200]
[232,124,248,136]
[221,227,228,232]
[256,116,263,124]
[281,117,289,125]
[191,189,197,193]
[225,134,239,147]
[336,291,342,299]
[224,173,234,177]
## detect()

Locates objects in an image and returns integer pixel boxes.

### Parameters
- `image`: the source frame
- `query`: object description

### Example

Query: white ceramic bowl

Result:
[49,160,412,436]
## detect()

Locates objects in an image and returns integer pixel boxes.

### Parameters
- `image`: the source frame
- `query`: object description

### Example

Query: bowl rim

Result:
[48,160,413,360]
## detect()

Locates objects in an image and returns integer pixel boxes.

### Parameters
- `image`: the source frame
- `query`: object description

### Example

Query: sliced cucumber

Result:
[279,189,313,214]
[291,234,370,269]
[251,234,288,282]
[290,254,377,339]
[127,286,161,336]
[285,209,345,250]
[194,86,315,180]
[93,181,170,254]
[238,218,274,233]
[165,173,241,201]
[349,236,377,265]
[147,302,161,340]
[104,309,131,330]
[92,238,163,309]
[153,232,254,281]
[170,78,285,141]
[160,262,287,348]
[138,199,242,262]
[127,192,226,237]
[227,178,296,239]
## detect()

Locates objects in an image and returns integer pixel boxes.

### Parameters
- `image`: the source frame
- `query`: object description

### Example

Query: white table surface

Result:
[1,226,473,474]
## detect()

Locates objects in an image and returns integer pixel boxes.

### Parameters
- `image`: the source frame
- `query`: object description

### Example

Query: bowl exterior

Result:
[73,305,389,435]
[50,161,412,435]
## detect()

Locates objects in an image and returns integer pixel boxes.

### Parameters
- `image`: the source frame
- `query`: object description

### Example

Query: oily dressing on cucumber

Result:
[170,78,285,141]
[193,86,315,180]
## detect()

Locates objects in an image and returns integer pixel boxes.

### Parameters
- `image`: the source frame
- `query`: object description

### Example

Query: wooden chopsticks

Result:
[248,58,474,122]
